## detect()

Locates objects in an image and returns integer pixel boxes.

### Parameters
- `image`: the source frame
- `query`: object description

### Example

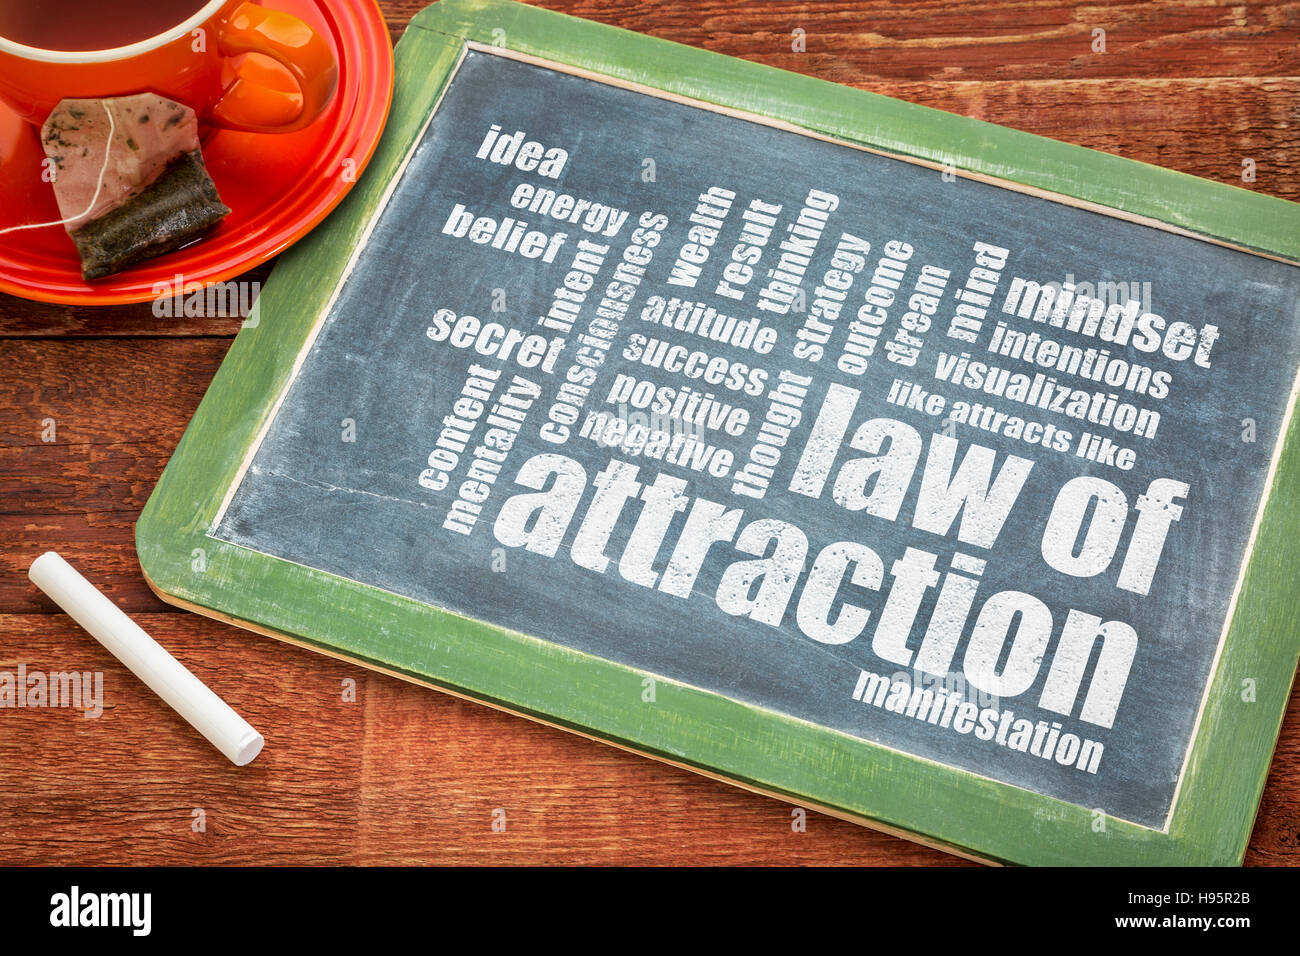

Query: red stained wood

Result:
[1,0,1296,865]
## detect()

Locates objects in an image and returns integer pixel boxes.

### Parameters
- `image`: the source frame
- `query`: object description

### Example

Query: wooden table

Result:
[3,0,1297,865]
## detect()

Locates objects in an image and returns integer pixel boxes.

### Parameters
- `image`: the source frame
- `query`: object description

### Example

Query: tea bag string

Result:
[0,102,116,236]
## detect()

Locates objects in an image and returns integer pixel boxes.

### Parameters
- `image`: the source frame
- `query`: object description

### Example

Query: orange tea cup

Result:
[0,0,338,133]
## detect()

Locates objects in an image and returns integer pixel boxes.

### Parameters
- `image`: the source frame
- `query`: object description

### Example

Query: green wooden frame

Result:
[137,0,1300,864]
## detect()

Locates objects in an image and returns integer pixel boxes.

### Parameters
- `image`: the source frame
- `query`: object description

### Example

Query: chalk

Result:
[27,551,264,766]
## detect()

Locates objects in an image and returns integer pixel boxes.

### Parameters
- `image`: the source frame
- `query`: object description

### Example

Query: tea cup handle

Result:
[209,2,338,134]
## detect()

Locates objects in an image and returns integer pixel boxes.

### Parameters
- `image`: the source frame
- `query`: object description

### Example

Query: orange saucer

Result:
[0,0,393,305]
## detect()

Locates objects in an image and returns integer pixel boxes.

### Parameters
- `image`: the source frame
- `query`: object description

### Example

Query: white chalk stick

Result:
[28,551,264,766]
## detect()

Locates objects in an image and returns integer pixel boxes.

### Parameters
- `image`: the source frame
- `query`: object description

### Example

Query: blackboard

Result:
[140,0,1300,865]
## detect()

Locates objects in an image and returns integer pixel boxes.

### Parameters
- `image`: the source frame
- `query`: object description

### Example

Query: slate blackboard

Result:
[139,0,1300,864]
[209,47,1300,830]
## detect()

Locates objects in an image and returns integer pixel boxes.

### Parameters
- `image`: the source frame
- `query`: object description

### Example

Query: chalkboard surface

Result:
[210,47,1300,830]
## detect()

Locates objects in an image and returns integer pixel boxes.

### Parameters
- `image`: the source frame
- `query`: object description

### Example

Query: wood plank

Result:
[0,612,965,864]
[0,614,364,865]
[442,0,1300,80]
[0,339,227,613]
[866,78,1300,203]
[353,669,969,865]
[3,0,1299,865]
[0,265,268,338]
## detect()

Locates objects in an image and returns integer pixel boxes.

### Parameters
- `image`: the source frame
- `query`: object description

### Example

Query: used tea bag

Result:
[42,94,231,281]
